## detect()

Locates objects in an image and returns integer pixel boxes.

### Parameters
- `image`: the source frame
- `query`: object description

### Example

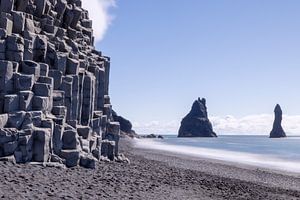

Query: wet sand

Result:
[0,138,300,200]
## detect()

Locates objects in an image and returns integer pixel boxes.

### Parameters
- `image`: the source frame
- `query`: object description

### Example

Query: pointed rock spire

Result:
[270,104,286,138]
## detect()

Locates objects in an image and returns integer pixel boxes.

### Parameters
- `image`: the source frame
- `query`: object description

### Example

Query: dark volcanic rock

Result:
[112,110,138,138]
[140,134,164,139]
[144,134,156,138]
[178,98,217,137]
[270,104,286,138]
[157,135,164,139]
[112,110,132,133]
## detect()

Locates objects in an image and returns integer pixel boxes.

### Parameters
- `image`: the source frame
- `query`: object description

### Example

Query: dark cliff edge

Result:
[112,111,163,139]
[112,110,138,138]
[178,98,217,137]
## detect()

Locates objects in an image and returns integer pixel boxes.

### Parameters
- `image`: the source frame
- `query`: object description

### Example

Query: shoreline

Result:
[130,138,300,191]
[0,138,299,199]
[132,137,300,177]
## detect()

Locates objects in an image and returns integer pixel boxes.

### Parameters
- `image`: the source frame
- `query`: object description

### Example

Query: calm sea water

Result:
[133,135,300,173]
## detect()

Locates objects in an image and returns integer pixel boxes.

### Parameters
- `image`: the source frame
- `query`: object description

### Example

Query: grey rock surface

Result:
[0,0,125,167]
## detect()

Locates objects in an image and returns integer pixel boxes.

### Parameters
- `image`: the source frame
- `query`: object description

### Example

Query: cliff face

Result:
[0,0,125,168]
[270,104,286,138]
[178,98,217,137]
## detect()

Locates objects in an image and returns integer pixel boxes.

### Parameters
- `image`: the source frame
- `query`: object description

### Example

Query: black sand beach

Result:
[0,138,300,200]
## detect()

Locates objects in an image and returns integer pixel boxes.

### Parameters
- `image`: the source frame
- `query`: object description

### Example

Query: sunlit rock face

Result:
[178,98,217,138]
[270,104,286,138]
[0,0,126,168]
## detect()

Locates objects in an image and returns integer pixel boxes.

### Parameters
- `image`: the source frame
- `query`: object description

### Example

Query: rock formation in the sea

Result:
[141,134,164,139]
[0,0,127,168]
[178,98,217,137]
[270,104,286,138]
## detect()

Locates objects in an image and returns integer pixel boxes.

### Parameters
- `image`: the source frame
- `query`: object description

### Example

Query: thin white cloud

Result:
[133,114,300,136]
[81,0,116,42]
[133,120,180,135]
[211,114,273,135]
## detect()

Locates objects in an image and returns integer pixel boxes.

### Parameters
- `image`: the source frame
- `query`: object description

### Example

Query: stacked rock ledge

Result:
[0,0,127,168]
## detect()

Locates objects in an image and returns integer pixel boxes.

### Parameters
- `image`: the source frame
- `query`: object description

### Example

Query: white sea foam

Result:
[133,136,300,173]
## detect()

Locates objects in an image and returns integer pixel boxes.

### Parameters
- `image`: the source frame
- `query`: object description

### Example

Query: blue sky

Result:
[90,0,300,134]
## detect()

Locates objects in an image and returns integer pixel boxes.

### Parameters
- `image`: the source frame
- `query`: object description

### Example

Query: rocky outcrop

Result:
[112,110,138,138]
[140,134,164,139]
[178,98,217,137]
[270,104,286,138]
[112,110,132,133]
[0,0,126,168]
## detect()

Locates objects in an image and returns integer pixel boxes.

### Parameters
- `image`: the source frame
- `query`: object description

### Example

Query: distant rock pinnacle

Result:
[270,104,286,138]
[178,98,217,137]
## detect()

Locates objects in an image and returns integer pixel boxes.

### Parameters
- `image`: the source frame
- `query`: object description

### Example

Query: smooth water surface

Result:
[134,135,300,173]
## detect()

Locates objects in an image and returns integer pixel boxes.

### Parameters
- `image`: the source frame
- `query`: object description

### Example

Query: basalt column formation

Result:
[0,0,125,168]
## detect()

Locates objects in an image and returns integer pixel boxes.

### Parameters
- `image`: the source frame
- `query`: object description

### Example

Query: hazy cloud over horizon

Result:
[133,114,300,135]
[81,0,116,42]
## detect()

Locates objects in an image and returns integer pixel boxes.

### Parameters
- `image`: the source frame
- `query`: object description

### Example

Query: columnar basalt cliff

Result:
[178,98,217,137]
[0,0,127,168]
[270,104,286,138]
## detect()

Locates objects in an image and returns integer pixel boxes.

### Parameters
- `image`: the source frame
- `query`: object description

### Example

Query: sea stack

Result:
[178,98,217,137]
[270,104,286,138]
[0,0,126,168]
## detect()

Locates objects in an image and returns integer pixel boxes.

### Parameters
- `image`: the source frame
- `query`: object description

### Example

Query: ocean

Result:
[133,135,300,173]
